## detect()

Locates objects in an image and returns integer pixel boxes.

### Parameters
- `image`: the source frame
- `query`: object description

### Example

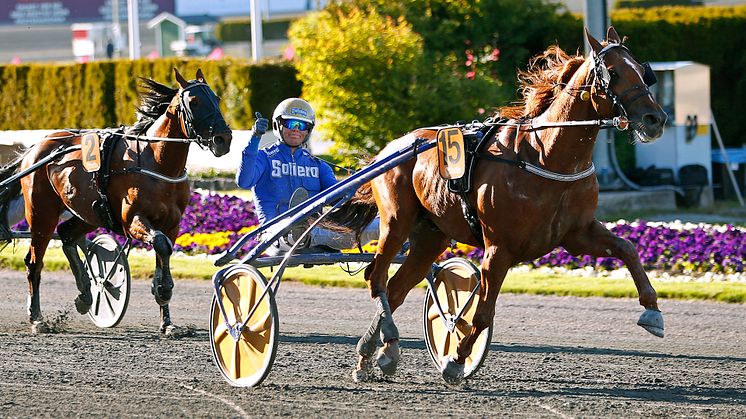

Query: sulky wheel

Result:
[422,257,492,378]
[84,234,131,328]
[210,264,279,387]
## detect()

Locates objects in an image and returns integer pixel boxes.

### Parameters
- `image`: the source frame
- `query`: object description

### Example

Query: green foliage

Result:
[615,0,703,8]
[81,61,117,127]
[0,65,30,129]
[290,6,509,156]
[0,58,301,130]
[331,0,584,104]
[289,8,426,153]
[247,61,303,119]
[216,19,291,42]
[289,1,583,155]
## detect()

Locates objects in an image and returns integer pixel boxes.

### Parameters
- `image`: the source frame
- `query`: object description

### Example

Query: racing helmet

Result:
[272,98,315,143]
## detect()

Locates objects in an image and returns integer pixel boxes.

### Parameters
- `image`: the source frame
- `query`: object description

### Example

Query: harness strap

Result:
[120,167,189,183]
[453,125,498,248]
[479,153,596,182]
[458,194,484,249]
[92,131,124,234]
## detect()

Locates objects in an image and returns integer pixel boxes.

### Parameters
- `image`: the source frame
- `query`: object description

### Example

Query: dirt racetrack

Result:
[0,269,744,418]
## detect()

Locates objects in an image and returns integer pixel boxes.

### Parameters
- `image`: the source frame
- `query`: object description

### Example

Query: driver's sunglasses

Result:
[281,118,311,131]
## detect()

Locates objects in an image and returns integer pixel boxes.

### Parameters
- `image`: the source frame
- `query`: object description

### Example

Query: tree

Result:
[289,5,507,157]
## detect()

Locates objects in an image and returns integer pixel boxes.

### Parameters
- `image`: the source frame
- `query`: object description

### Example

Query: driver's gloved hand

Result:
[251,112,269,139]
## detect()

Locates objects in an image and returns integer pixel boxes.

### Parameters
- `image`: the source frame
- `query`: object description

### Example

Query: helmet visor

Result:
[281,118,311,131]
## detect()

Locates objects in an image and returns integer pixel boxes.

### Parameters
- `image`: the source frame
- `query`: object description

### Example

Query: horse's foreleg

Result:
[128,215,174,305]
[562,220,663,337]
[443,245,509,384]
[154,235,175,334]
[128,215,175,333]
[24,249,44,324]
[57,218,95,314]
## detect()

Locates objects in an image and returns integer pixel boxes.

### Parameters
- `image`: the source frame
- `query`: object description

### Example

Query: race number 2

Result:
[81,133,102,172]
[436,127,465,179]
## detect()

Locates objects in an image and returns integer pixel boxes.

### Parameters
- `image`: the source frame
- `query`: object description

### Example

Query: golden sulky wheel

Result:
[210,264,279,387]
[84,234,131,328]
[422,257,492,378]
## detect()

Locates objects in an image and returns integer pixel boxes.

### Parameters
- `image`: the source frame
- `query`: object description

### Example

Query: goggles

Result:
[281,118,311,131]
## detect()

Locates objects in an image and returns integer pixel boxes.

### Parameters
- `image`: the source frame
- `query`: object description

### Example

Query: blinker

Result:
[642,62,657,87]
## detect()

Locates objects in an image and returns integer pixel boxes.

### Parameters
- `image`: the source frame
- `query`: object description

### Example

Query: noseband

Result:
[591,43,657,120]
[177,81,224,149]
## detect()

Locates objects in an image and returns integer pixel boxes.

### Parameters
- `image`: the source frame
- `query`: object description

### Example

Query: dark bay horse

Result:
[327,28,667,384]
[0,69,232,333]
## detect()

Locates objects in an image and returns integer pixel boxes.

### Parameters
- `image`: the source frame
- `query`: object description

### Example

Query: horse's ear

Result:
[606,26,621,44]
[195,68,205,83]
[558,58,584,85]
[585,28,603,54]
[174,68,188,88]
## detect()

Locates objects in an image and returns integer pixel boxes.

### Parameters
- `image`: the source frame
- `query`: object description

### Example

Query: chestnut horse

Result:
[327,28,667,384]
[0,69,232,333]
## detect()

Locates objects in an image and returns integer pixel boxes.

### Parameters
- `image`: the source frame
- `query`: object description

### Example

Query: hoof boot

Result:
[637,308,665,338]
[376,341,401,376]
[440,356,465,385]
[352,356,373,383]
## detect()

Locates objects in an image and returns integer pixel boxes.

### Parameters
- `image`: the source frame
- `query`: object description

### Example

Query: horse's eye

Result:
[608,69,618,79]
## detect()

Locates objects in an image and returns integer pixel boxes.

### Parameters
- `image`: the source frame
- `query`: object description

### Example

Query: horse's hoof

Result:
[440,356,465,385]
[376,340,401,376]
[31,321,46,334]
[637,308,665,338]
[161,323,177,336]
[352,355,373,383]
[74,295,92,314]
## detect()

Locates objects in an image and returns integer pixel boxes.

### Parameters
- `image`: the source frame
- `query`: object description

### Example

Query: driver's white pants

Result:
[264,217,380,256]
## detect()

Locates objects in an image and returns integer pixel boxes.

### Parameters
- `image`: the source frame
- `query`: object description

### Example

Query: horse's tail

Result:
[321,182,379,237]
[0,152,26,202]
[0,151,28,239]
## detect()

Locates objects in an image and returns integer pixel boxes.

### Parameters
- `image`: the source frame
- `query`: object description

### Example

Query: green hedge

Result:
[0,58,301,130]
[216,20,291,42]
[611,5,746,146]
[616,0,703,8]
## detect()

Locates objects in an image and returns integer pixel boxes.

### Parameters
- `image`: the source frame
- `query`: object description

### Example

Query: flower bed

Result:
[11,192,746,278]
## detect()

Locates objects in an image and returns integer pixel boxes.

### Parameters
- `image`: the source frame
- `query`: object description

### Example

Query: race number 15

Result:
[436,128,465,179]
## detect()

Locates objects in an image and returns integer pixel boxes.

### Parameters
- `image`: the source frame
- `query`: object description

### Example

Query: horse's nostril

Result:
[643,113,662,128]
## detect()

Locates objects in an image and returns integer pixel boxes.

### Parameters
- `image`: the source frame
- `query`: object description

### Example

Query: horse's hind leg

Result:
[562,220,663,337]
[375,221,448,373]
[354,206,421,381]
[24,216,59,326]
[57,217,96,314]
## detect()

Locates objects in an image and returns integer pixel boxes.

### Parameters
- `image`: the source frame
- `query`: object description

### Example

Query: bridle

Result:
[590,42,657,122]
[176,81,225,150]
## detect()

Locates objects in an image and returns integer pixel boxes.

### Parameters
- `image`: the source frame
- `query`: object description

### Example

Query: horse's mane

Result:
[127,78,178,135]
[499,46,586,120]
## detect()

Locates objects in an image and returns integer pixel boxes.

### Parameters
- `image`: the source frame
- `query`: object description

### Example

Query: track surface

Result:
[0,269,744,418]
